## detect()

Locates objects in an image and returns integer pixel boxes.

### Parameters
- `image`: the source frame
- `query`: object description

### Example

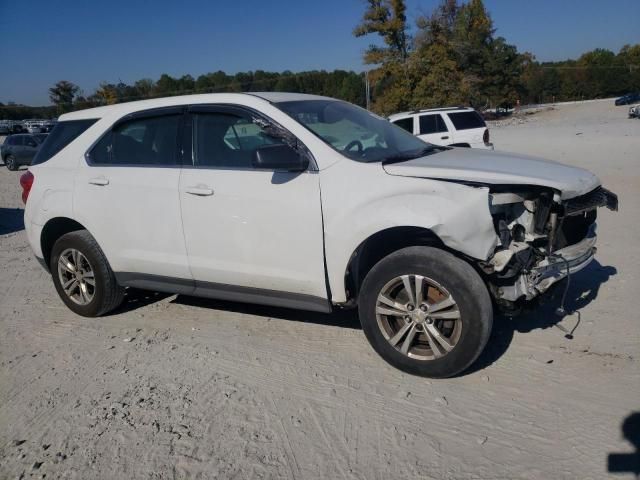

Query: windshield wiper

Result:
[382,145,442,165]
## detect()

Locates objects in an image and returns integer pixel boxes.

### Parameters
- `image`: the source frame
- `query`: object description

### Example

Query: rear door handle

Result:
[185,185,214,196]
[441,136,449,140]
[88,177,109,186]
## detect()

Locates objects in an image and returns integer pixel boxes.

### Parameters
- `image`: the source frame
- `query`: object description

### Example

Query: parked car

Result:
[0,121,26,134]
[33,133,49,144]
[9,122,26,134]
[39,120,57,133]
[629,104,640,119]
[25,122,43,134]
[1,133,44,170]
[388,107,493,149]
[0,120,11,135]
[615,92,640,106]
[21,93,618,378]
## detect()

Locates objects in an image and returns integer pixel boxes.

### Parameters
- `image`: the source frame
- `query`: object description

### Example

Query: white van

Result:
[389,107,493,149]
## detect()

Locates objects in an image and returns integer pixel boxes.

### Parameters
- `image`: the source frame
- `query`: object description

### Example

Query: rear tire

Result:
[50,230,124,317]
[5,155,17,171]
[358,246,493,378]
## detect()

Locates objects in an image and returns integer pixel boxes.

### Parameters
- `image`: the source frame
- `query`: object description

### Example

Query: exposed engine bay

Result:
[482,186,618,312]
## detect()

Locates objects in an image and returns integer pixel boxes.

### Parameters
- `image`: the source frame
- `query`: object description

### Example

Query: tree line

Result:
[1,0,638,119]
[0,70,365,119]
[354,0,640,114]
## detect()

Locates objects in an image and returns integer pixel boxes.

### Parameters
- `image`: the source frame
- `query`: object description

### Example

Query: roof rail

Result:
[409,106,469,114]
[389,106,471,118]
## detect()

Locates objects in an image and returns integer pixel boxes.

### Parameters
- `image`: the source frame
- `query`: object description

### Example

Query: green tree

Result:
[410,43,468,108]
[274,72,300,92]
[618,44,640,91]
[154,74,179,96]
[134,78,155,99]
[481,37,525,107]
[353,0,412,113]
[354,0,410,64]
[412,0,467,108]
[95,83,119,105]
[49,80,80,114]
[177,75,195,93]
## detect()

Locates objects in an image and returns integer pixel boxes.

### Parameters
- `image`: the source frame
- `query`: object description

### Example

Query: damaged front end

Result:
[481,186,618,313]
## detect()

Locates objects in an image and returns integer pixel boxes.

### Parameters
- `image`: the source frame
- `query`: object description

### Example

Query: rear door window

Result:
[89,114,182,166]
[32,119,97,165]
[419,114,448,134]
[447,111,486,130]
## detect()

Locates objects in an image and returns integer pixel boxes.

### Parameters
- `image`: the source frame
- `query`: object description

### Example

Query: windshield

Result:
[275,100,434,163]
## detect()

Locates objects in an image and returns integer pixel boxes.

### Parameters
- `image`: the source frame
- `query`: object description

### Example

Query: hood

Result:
[383,148,601,200]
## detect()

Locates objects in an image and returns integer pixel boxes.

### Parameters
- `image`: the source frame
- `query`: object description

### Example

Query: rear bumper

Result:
[498,227,597,302]
[35,256,48,271]
[25,218,44,260]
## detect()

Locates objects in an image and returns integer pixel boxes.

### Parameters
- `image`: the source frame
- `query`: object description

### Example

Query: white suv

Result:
[22,93,617,378]
[389,107,493,149]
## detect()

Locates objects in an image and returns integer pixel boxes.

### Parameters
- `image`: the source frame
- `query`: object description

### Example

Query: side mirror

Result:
[252,144,309,172]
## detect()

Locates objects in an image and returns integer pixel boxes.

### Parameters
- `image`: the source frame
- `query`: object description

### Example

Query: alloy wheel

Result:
[375,274,462,360]
[57,248,96,305]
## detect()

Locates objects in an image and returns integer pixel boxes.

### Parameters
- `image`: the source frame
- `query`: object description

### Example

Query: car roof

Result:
[58,92,336,121]
[388,106,474,120]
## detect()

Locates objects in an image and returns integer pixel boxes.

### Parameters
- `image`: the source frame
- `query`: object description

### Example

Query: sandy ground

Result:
[1,100,638,479]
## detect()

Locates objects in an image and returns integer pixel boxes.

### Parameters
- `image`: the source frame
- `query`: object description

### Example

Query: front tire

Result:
[50,230,124,317]
[358,246,493,378]
[5,155,17,171]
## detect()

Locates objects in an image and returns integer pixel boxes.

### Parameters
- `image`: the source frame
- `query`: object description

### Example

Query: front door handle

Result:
[88,177,109,186]
[185,185,214,196]
[441,136,449,140]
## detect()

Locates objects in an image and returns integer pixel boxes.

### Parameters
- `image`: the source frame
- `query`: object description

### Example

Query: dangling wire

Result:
[549,253,571,316]
[548,252,581,339]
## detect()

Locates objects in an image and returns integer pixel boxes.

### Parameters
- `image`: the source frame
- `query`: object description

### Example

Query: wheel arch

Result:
[342,226,448,305]
[40,217,89,271]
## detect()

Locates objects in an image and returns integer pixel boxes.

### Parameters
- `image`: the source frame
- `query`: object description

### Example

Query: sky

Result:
[1,0,638,106]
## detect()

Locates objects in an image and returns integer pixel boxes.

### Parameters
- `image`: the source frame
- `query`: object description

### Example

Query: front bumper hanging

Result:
[498,225,597,302]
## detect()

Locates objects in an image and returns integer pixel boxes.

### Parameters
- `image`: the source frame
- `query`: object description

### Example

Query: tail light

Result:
[20,171,34,204]
[483,128,490,144]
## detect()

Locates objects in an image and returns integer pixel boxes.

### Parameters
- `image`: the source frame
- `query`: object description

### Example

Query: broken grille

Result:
[563,187,618,216]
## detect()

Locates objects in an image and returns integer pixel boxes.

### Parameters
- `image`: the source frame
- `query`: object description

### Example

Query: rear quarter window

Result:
[447,111,486,130]
[391,117,414,133]
[32,119,97,165]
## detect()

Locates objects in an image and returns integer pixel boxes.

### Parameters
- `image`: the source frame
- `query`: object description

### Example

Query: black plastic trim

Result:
[115,272,195,295]
[115,272,332,313]
[113,106,187,128]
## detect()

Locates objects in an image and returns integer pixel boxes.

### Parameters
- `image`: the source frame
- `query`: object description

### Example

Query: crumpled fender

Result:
[320,161,498,303]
